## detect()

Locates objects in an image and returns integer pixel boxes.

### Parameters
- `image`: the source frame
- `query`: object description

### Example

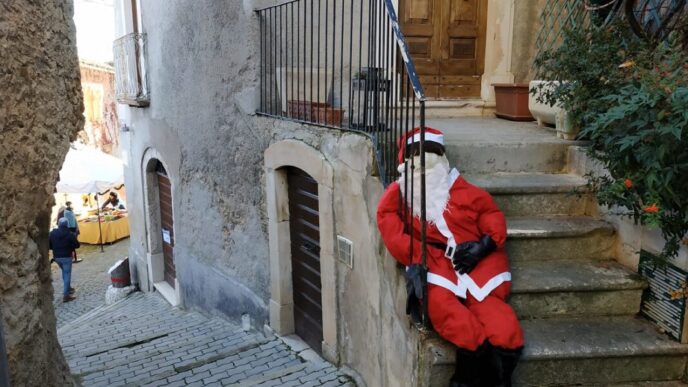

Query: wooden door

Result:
[156,162,176,288]
[287,167,323,354]
[400,0,487,99]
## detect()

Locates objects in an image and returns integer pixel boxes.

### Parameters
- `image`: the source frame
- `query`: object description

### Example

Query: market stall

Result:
[55,144,128,249]
[77,211,130,244]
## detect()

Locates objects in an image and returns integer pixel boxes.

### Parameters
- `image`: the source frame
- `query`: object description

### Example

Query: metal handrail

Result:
[381,0,425,102]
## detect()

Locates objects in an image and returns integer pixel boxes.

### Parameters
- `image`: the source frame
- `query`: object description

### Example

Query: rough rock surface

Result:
[0,0,84,385]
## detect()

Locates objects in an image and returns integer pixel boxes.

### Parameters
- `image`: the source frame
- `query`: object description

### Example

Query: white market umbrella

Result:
[56,145,124,194]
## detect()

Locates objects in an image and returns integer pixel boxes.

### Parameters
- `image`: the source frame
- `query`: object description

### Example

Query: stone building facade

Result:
[0,1,84,385]
[79,61,120,155]
[115,1,548,384]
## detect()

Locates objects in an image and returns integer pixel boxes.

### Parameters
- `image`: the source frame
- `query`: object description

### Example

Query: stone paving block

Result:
[59,291,354,387]
[318,371,339,383]
[186,370,212,383]
[202,370,229,384]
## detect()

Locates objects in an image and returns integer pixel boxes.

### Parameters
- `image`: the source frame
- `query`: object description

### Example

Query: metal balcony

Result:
[113,33,149,107]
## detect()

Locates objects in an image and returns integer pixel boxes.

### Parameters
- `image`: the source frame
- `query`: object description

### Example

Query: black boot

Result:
[493,346,523,387]
[449,342,492,387]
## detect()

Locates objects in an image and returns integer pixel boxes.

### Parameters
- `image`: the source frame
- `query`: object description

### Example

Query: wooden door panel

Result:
[449,0,478,23]
[401,0,486,99]
[438,84,481,98]
[439,75,481,85]
[400,0,441,87]
[287,167,323,355]
[157,171,176,287]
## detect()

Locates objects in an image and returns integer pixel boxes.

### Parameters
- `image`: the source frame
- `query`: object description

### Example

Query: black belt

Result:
[427,241,455,258]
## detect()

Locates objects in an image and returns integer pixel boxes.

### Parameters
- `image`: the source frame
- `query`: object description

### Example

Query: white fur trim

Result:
[406,132,444,145]
[427,273,466,298]
[427,271,511,301]
[430,168,461,247]
[458,272,511,302]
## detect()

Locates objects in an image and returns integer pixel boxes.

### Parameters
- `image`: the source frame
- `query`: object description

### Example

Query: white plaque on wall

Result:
[162,228,171,244]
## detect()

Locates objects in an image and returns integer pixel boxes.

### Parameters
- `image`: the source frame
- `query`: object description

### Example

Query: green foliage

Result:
[535,22,688,263]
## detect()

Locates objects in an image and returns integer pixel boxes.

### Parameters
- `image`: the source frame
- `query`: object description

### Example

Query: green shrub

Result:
[536,23,688,263]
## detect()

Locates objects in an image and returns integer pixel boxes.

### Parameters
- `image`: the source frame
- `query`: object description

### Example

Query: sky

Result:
[73,0,116,64]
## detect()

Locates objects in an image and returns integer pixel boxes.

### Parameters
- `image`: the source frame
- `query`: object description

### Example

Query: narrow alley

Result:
[52,240,356,386]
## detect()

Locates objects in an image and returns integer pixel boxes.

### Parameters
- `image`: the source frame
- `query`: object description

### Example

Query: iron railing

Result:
[255,0,427,186]
[256,0,430,324]
[113,33,149,107]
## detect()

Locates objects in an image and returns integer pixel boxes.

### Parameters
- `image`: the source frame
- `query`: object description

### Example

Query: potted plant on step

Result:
[492,83,534,121]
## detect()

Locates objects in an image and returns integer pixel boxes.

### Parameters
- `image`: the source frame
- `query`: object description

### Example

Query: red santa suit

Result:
[376,128,524,352]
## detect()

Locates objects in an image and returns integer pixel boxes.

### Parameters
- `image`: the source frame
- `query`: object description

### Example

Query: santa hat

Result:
[397,127,445,165]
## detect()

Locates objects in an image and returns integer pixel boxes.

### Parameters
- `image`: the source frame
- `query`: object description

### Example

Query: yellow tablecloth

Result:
[77,216,130,244]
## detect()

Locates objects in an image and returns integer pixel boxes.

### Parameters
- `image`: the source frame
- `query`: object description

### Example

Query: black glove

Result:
[405,264,427,323]
[452,234,497,274]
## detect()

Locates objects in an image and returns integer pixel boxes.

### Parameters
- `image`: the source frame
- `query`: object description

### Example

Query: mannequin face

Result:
[409,152,448,170]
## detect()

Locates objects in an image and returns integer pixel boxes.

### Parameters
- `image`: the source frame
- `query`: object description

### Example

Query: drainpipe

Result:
[0,309,10,387]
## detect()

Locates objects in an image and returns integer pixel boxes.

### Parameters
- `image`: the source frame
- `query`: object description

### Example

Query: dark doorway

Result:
[156,161,176,288]
[287,167,323,354]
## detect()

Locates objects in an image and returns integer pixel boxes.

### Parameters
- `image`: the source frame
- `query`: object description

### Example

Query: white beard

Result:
[397,153,451,224]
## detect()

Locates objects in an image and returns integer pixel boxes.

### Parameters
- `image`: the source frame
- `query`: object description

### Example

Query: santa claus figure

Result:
[377,127,524,387]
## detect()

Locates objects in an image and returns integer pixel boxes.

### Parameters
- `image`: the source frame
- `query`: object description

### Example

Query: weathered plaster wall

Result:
[118,0,272,324]
[266,121,419,386]
[118,1,422,384]
[0,0,84,385]
[511,0,547,84]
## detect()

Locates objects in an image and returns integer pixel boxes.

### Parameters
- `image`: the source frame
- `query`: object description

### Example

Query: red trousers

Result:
[427,282,524,351]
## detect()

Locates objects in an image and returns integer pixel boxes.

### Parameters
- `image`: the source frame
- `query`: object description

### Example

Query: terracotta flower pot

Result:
[492,83,534,121]
[314,106,344,127]
[287,100,327,121]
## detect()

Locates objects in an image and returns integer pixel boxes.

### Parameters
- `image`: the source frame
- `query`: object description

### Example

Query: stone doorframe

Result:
[264,140,339,364]
[141,147,181,307]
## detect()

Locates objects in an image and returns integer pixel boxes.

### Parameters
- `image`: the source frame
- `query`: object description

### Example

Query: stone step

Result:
[467,173,593,216]
[427,117,585,174]
[515,317,688,386]
[506,216,616,263]
[510,260,647,319]
[423,317,688,387]
[423,99,494,119]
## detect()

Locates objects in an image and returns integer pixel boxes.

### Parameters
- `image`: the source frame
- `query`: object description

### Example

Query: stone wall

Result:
[117,0,272,322]
[511,0,547,84]
[0,0,84,385]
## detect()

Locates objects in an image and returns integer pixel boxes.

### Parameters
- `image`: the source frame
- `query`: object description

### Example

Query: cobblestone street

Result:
[52,238,130,328]
[53,239,354,386]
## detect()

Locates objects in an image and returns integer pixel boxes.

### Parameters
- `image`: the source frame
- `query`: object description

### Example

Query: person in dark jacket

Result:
[50,218,79,302]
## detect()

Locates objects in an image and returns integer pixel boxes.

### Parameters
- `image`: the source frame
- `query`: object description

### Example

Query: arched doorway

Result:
[141,151,180,306]
[287,167,323,354]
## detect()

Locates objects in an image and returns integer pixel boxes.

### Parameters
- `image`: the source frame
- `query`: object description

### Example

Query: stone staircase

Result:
[419,117,688,386]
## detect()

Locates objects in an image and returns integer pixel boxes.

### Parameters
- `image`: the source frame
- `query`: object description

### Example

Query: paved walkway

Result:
[52,238,131,328]
[58,292,355,386]
[52,239,354,386]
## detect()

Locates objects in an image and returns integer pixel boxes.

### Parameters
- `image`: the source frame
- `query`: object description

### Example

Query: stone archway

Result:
[141,148,181,306]
[264,140,339,364]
